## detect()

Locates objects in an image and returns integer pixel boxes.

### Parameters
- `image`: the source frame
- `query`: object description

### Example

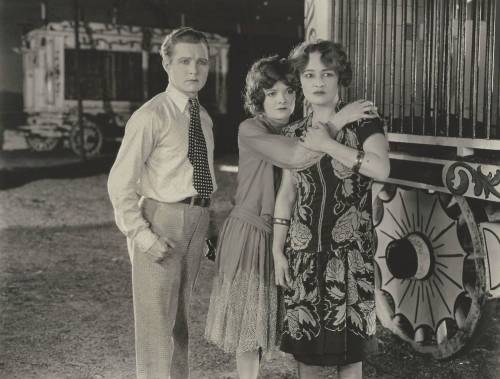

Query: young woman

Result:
[272,41,390,379]
[205,55,378,379]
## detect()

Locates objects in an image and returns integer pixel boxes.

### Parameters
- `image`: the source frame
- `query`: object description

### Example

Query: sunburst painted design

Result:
[375,188,467,332]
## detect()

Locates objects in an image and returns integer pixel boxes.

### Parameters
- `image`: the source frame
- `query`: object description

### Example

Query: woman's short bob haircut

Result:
[288,40,352,87]
[160,27,210,62]
[244,55,298,116]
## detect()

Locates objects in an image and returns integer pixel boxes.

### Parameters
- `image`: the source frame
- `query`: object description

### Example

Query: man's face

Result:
[164,42,210,98]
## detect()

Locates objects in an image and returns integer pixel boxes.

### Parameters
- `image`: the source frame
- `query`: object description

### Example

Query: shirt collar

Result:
[165,84,197,113]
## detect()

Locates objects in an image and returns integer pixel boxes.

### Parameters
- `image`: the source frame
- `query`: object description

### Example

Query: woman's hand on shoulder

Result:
[330,99,379,133]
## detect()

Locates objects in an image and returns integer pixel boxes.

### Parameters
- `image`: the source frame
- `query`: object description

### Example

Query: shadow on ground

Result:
[0,150,115,190]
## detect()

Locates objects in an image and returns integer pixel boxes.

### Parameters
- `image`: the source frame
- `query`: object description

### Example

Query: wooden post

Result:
[74,0,85,160]
[141,29,151,101]
[304,0,333,41]
[40,1,47,25]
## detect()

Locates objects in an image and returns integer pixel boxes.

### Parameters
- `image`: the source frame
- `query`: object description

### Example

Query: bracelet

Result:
[352,150,365,173]
[273,217,290,226]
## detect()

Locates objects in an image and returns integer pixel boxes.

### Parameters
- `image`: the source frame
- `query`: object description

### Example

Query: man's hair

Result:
[244,55,298,116]
[160,27,210,62]
[288,40,352,87]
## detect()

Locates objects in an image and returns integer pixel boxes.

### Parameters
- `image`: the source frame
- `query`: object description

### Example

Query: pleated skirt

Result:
[204,206,278,354]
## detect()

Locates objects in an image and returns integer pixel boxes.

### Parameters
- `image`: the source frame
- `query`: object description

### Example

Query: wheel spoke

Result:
[455,302,468,329]
[392,314,412,340]
[26,136,59,152]
[414,327,425,344]
[436,322,448,344]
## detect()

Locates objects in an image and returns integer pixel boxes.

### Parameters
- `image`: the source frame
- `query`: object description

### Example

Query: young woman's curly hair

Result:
[244,55,299,116]
[288,40,352,87]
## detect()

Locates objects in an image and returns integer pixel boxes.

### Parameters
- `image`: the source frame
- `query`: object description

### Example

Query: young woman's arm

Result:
[238,118,320,169]
[272,169,297,289]
[240,100,378,170]
[301,122,390,181]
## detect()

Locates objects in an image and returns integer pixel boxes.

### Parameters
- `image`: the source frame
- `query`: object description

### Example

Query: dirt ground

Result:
[0,158,499,379]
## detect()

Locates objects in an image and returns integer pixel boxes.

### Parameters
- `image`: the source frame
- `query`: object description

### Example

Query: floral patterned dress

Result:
[279,110,384,366]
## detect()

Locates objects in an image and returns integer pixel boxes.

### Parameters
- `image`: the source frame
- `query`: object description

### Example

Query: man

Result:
[108,27,216,379]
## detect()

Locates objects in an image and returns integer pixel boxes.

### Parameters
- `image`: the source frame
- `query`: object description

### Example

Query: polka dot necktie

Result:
[188,98,213,198]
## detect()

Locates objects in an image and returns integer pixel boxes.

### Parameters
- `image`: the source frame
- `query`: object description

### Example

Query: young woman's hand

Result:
[273,252,291,290]
[331,99,378,133]
[300,122,331,152]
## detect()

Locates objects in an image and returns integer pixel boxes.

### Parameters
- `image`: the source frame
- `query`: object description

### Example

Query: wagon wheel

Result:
[25,135,60,152]
[373,184,488,359]
[69,118,103,157]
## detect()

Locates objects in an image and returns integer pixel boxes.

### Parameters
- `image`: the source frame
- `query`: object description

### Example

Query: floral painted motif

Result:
[331,158,353,179]
[332,206,363,245]
[279,110,384,361]
[289,220,313,250]
[283,250,321,341]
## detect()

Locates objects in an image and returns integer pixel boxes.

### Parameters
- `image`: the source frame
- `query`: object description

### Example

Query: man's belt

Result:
[180,196,211,207]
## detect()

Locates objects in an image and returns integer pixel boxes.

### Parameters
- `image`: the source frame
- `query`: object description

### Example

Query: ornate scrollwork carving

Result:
[445,162,500,200]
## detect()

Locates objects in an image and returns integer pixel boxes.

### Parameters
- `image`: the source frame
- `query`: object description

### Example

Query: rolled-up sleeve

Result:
[107,110,159,253]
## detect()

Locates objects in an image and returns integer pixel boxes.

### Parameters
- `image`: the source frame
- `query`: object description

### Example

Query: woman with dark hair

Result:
[205,54,377,379]
[272,40,390,379]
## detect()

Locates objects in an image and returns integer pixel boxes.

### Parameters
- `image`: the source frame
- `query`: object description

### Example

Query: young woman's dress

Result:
[279,110,385,365]
[204,115,320,354]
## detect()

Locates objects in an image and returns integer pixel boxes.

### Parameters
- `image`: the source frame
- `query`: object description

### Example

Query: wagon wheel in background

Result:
[25,135,60,152]
[373,184,488,359]
[69,118,103,157]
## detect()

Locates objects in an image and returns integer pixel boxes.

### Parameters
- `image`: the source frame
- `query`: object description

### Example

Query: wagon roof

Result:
[24,21,229,45]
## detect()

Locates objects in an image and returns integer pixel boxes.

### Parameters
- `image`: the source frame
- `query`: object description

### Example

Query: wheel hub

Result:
[386,233,433,280]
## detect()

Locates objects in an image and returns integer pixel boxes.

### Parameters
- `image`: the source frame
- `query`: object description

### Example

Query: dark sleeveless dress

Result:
[279,109,385,365]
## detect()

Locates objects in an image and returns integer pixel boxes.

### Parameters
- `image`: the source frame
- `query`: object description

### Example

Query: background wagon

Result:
[19,21,229,156]
[306,0,500,359]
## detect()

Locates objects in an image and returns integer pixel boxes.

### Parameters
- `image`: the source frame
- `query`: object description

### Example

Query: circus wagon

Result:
[18,21,229,156]
[305,0,500,358]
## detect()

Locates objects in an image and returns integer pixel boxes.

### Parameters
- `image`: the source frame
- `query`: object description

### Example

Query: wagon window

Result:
[65,49,143,102]
[65,49,103,100]
[112,52,143,101]
[148,54,168,98]
[198,55,217,113]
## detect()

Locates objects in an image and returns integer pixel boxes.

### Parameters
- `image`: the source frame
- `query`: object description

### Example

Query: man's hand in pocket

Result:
[145,236,176,263]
